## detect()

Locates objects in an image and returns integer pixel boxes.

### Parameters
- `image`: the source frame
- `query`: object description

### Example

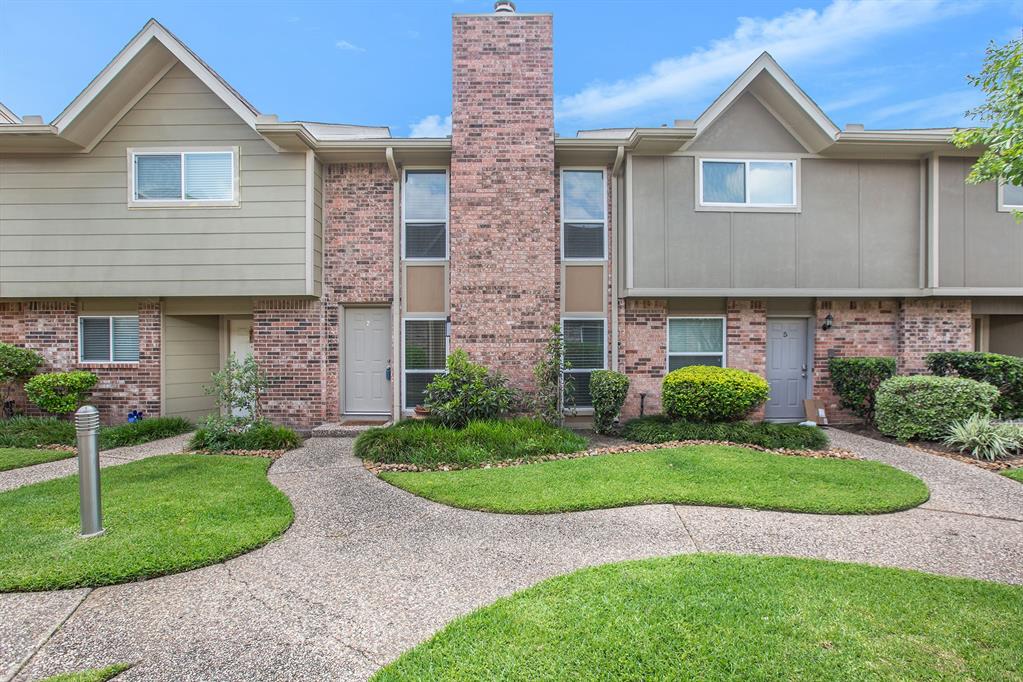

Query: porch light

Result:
[822,313,834,331]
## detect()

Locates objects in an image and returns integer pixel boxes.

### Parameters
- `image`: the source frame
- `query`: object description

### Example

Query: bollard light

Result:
[75,405,104,538]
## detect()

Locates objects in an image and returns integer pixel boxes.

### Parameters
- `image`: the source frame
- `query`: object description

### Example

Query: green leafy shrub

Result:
[354,417,587,468]
[0,342,44,410]
[205,353,268,419]
[424,349,516,428]
[875,375,999,441]
[590,369,629,435]
[24,371,98,415]
[189,416,301,452]
[827,357,897,423]
[98,417,193,450]
[943,413,1023,461]
[661,366,769,422]
[621,415,829,450]
[532,324,574,425]
[926,351,1023,418]
[0,416,75,448]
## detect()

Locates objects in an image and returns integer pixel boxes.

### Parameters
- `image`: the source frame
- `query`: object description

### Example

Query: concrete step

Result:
[311,421,391,438]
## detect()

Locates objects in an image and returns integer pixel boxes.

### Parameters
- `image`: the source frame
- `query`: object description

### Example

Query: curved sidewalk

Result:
[2,431,1021,681]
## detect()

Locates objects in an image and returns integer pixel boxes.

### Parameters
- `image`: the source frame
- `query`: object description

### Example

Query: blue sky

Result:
[0,0,1019,137]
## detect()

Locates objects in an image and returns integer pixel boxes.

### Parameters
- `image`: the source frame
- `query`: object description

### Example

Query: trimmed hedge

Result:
[590,369,629,434]
[662,366,769,422]
[98,417,193,450]
[0,416,75,448]
[24,371,98,415]
[926,351,1023,418]
[875,375,1000,441]
[827,357,897,423]
[189,418,302,452]
[621,415,829,450]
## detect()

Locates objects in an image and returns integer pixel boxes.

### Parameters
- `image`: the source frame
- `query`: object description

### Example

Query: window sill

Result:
[128,200,240,209]
[695,204,800,214]
[77,362,140,368]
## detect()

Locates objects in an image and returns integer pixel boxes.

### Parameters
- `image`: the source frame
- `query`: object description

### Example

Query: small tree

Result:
[951,36,1023,218]
[423,349,516,428]
[204,353,267,421]
[533,324,574,426]
[0,342,44,416]
[590,369,629,435]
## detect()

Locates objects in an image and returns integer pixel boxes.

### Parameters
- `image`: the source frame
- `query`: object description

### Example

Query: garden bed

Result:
[621,415,829,450]
[0,416,193,451]
[840,423,1023,472]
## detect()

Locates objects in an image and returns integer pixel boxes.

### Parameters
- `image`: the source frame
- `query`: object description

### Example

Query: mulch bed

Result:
[364,439,859,475]
[182,449,288,460]
[837,424,1023,472]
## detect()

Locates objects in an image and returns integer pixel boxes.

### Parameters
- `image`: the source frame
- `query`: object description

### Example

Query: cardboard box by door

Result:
[803,399,828,425]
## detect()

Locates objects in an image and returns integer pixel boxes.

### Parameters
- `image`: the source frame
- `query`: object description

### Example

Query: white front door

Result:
[344,308,391,414]
[228,318,254,418]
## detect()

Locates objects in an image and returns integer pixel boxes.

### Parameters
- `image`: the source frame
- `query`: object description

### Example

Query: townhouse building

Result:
[1,3,1021,427]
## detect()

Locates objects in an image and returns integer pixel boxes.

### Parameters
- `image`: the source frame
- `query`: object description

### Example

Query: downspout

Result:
[610,145,625,372]
[387,147,401,420]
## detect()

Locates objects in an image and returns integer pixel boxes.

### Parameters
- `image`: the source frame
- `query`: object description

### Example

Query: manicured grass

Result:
[41,663,132,682]
[381,445,928,514]
[374,554,1023,682]
[0,446,73,472]
[0,415,193,451]
[622,414,829,450]
[1003,468,1023,483]
[355,418,588,468]
[0,455,292,592]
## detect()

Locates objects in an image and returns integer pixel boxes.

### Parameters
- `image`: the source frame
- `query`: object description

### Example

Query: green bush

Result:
[424,349,516,428]
[827,357,897,423]
[943,414,1023,461]
[24,371,98,415]
[590,369,629,435]
[926,351,1023,418]
[661,366,769,422]
[0,342,44,408]
[189,416,301,452]
[621,415,829,450]
[0,416,75,448]
[875,375,1000,441]
[98,417,193,450]
[353,417,587,468]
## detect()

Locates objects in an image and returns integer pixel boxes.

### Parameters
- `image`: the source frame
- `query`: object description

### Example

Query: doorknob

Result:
[385,366,392,381]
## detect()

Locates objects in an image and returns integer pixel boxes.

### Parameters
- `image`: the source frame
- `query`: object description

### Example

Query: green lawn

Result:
[0,446,73,472]
[381,445,928,514]
[374,554,1023,682]
[0,455,292,592]
[1003,468,1023,483]
[41,663,132,682]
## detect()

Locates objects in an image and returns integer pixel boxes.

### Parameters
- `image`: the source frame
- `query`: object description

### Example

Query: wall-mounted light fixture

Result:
[445,315,452,338]
[821,313,834,331]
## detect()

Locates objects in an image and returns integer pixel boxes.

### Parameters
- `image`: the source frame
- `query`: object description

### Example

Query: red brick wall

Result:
[252,298,325,429]
[448,11,557,392]
[618,298,667,418]
[0,300,160,425]
[897,298,973,373]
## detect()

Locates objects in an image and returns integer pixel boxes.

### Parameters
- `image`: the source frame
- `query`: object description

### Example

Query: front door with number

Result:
[765,318,808,421]
[344,308,391,414]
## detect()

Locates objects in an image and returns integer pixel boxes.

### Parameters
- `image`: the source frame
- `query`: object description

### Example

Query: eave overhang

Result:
[555,128,694,164]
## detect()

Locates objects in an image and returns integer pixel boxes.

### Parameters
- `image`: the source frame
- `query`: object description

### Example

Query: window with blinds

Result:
[403,318,447,409]
[667,317,725,372]
[132,150,235,203]
[404,170,448,259]
[561,169,606,259]
[562,318,605,408]
[79,317,140,363]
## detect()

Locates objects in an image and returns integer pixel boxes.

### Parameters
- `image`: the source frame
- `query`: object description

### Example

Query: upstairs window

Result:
[131,149,236,204]
[667,317,725,372]
[999,181,1023,211]
[561,169,606,259]
[403,170,448,259]
[79,316,139,363]
[700,159,796,208]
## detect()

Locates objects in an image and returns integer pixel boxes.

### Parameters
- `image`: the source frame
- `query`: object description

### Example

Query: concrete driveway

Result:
[2,431,1021,681]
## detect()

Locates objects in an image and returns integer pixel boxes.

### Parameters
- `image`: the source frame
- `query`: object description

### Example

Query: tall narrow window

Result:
[404,170,448,259]
[79,316,140,363]
[562,318,605,408]
[131,150,236,203]
[667,317,725,371]
[561,169,606,259]
[403,318,447,409]
[700,159,796,208]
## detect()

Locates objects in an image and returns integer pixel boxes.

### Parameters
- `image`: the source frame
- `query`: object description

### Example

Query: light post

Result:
[75,405,104,538]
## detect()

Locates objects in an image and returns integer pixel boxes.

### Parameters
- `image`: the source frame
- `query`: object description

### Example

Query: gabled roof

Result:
[0,102,20,124]
[691,52,840,153]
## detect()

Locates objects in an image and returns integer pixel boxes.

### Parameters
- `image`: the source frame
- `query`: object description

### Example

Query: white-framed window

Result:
[998,180,1023,212]
[699,158,796,208]
[129,148,237,206]
[561,168,606,259]
[667,317,726,373]
[403,169,449,260]
[79,316,140,363]
[403,318,447,409]
[562,317,606,408]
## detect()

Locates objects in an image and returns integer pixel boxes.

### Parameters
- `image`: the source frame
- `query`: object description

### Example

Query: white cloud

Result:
[821,85,892,113]
[869,90,981,126]
[557,0,977,122]
[335,40,365,52]
[409,114,452,137]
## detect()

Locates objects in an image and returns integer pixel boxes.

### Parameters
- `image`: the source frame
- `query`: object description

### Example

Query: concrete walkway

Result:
[1,431,1021,681]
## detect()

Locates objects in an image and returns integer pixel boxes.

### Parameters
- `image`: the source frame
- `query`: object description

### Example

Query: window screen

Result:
[563,318,605,408]
[80,317,140,363]
[184,152,233,200]
[404,171,448,258]
[134,154,181,200]
[667,317,724,371]
[701,159,795,207]
[404,319,446,408]
[562,170,606,259]
[134,151,234,202]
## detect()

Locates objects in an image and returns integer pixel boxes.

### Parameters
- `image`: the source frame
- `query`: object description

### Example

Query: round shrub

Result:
[590,369,629,434]
[661,366,769,422]
[874,375,999,441]
[827,356,897,423]
[24,370,98,415]
[926,351,1023,418]
[424,349,516,428]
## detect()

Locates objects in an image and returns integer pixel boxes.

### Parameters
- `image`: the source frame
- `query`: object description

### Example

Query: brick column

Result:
[618,298,667,418]
[726,299,767,420]
[252,298,325,429]
[897,298,973,374]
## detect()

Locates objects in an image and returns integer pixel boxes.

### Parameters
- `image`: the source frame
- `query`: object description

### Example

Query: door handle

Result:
[386,366,392,381]
[801,364,807,378]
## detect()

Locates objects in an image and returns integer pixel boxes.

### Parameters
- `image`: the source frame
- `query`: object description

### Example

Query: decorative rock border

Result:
[183,449,288,460]
[364,440,859,475]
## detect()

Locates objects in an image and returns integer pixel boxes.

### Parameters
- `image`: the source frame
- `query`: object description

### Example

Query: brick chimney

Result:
[448,3,557,391]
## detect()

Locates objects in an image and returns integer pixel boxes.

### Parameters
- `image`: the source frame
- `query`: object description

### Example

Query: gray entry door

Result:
[765,318,808,421]
[344,308,391,414]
